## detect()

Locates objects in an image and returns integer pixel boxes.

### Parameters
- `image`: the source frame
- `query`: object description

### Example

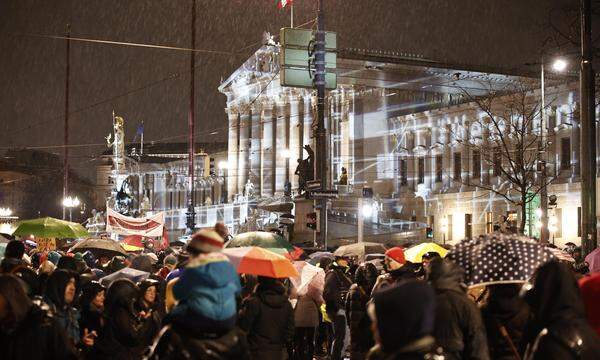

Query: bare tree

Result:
[453,80,556,234]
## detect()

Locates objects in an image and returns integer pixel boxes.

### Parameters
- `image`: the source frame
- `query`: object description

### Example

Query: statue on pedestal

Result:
[295,145,315,196]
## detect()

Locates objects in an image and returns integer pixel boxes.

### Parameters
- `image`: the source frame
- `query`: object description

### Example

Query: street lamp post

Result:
[62,196,80,222]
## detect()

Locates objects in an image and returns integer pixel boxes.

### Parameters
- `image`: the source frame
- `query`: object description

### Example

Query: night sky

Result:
[0,0,575,179]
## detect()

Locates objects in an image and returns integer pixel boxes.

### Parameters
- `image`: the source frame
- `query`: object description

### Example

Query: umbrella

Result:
[548,247,575,263]
[227,231,294,252]
[291,261,325,297]
[333,242,387,260]
[69,237,127,258]
[0,234,10,244]
[223,247,299,278]
[122,244,144,252]
[585,247,600,273]
[447,233,555,287]
[267,246,304,260]
[12,217,89,238]
[122,235,145,248]
[404,242,448,263]
[99,267,150,287]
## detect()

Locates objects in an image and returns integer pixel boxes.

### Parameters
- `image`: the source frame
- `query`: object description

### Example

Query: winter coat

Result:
[367,336,442,360]
[579,272,600,337]
[294,294,321,327]
[323,263,352,315]
[89,279,154,360]
[79,281,105,337]
[427,258,489,360]
[0,301,79,360]
[481,284,530,360]
[171,252,241,323]
[44,269,81,345]
[238,280,295,359]
[371,262,419,294]
[523,261,600,360]
[145,325,251,360]
[346,283,374,353]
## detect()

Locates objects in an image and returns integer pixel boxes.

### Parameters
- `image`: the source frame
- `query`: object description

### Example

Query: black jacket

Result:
[367,336,442,360]
[144,325,250,360]
[523,261,600,360]
[238,280,295,355]
[480,284,530,360]
[372,262,419,294]
[427,258,489,360]
[323,263,352,315]
[0,302,79,360]
[346,283,374,353]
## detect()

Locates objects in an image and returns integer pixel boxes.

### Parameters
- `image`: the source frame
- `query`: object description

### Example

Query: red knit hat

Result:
[385,247,406,265]
[187,229,224,254]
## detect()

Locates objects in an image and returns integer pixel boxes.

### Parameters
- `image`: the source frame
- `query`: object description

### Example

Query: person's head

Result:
[368,280,435,353]
[45,269,77,308]
[81,281,106,311]
[335,256,349,268]
[57,255,78,272]
[0,274,32,327]
[384,247,406,271]
[186,229,224,256]
[104,279,139,316]
[4,240,25,260]
[138,279,160,307]
[12,267,40,298]
[130,255,153,273]
[341,167,347,174]
[421,251,441,267]
[355,262,379,292]
[214,222,229,239]
[47,251,61,265]
[163,254,177,270]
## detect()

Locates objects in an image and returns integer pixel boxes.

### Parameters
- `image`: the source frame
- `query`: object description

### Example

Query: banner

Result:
[106,209,165,237]
[36,237,57,252]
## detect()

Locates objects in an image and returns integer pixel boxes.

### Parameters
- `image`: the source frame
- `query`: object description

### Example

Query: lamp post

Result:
[441,217,448,244]
[62,196,80,222]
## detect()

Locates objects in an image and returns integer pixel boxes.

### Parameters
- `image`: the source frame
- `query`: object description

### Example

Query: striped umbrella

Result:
[223,246,299,279]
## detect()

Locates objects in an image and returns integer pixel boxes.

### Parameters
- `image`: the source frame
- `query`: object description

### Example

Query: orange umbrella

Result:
[222,246,299,279]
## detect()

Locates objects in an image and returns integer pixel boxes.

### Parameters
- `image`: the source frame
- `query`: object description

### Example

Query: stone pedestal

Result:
[293,197,316,246]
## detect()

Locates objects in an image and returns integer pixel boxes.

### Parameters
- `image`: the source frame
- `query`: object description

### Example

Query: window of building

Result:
[561,137,571,171]
[399,158,408,185]
[493,148,502,176]
[418,157,425,184]
[435,155,443,182]
[454,152,462,180]
[472,150,481,179]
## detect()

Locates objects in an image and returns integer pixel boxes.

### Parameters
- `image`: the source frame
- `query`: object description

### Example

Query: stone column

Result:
[273,101,287,194]
[289,96,302,190]
[238,108,251,193]
[571,105,580,178]
[227,108,239,198]
[261,102,274,197]
[250,104,261,189]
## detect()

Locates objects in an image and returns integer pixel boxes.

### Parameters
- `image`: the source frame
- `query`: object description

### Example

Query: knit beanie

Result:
[385,247,406,265]
[164,254,177,267]
[47,251,61,265]
[5,240,25,260]
[187,229,224,254]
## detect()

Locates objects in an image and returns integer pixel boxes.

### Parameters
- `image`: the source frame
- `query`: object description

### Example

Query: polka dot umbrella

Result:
[447,233,556,287]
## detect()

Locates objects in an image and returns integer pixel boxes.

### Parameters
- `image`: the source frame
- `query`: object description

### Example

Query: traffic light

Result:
[426,227,434,239]
[307,212,317,230]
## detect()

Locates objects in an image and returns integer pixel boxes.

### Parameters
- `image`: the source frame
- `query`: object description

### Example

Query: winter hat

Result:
[187,229,224,254]
[370,280,435,352]
[579,273,600,336]
[146,252,159,264]
[385,247,406,265]
[5,240,25,260]
[47,251,61,265]
[57,256,78,272]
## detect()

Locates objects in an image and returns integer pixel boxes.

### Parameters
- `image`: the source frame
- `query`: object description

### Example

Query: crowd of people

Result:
[1,225,600,360]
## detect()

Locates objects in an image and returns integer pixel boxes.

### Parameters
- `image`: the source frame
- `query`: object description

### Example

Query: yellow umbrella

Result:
[122,244,144,252]
[404,242,448,263]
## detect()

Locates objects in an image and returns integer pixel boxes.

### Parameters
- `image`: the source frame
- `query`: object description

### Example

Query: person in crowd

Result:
[480,283,530,360]
[79,281,106,339]
[293,267,324,360]
[367,280,441,360]
[522,260,600,359]
[155,254,177,280]
[323,255,353,360]
[239,276,295,360]
[146,229,248,359]
[315,256,334,356]
[215,221,233,242]
[426,257,489,360]
[372,247,417,293]
[57,255,79,273]
[421,251,441,268]
[0,240,27,273]
[13,266,41,298]
[44,269,91,347]
[346,262,379,360]
[135,279,164,347]
[90,278,153,359]
[579,272,600,336]
[0,274,79,359]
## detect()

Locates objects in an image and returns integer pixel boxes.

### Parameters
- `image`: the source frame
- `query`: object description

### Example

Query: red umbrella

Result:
[122,235,144,248]
[223,247,299,279]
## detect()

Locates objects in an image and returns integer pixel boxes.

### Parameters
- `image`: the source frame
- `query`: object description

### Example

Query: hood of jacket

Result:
[104,278,138,316]
[44,269,75,309]
[426,258,465,294]
[256,280,288,308]
[184,252,237,288]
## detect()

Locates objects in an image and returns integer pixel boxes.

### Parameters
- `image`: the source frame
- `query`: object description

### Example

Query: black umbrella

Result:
[69,237,127,258]
[447,233,555,287]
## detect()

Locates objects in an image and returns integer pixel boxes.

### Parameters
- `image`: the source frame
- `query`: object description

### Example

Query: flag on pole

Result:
[276,0,293,9]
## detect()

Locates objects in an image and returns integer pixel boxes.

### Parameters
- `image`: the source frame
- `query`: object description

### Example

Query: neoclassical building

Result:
[219,42,590,247]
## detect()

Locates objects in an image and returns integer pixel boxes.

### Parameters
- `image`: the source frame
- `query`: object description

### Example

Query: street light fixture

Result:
[282,148,292,159]
[552,58,568,72]
[62,196,80,222]
[0,208,13,217]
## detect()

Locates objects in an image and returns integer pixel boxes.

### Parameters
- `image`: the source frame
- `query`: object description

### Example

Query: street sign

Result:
[309,190,339,199]
[281,68,337,89]
[306,180,321,190]
[280,28,337,50]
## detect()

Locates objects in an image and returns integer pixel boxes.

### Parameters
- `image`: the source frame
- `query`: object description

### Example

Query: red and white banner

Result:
[106,209,165,237]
